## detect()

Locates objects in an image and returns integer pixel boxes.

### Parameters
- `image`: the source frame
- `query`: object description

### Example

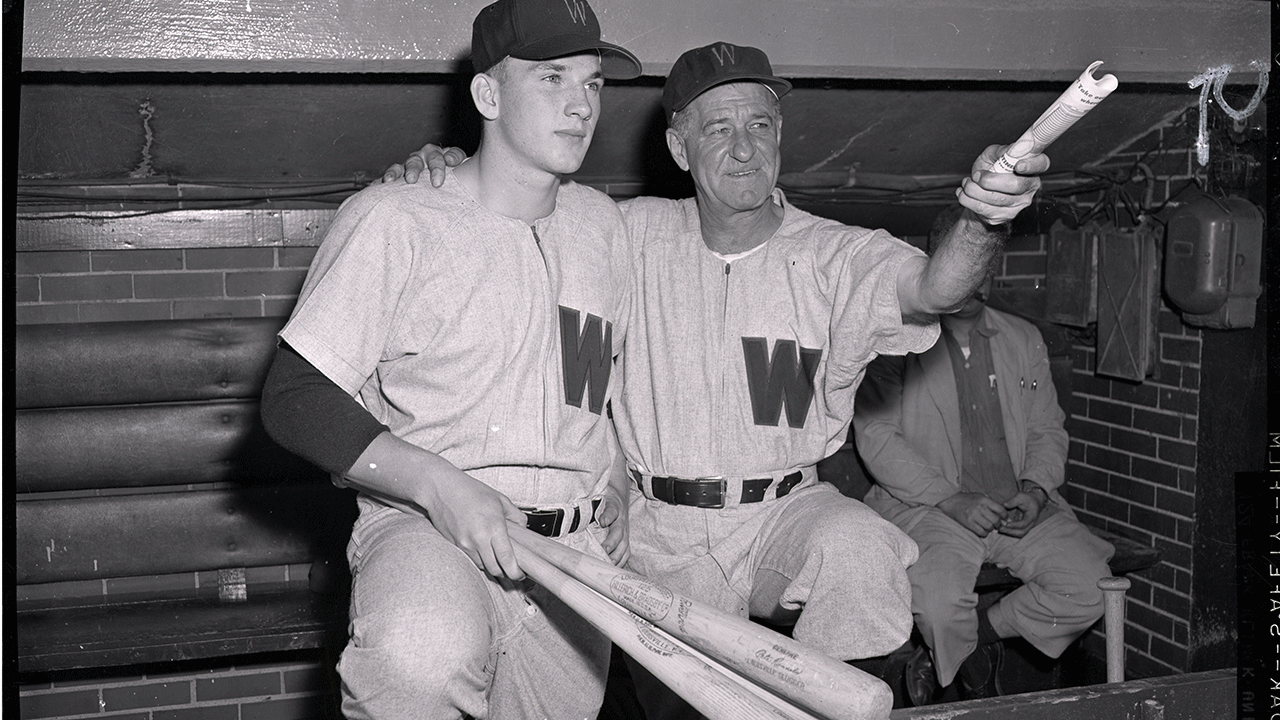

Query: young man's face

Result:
[490,53,604,176]
[667,81,782,218]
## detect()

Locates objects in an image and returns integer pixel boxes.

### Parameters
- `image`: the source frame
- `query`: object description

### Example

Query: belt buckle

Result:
[673,477,726,509]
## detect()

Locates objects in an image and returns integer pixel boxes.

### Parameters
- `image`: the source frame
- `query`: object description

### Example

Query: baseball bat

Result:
[509,525,893,720]
[1098,576,1131,683]
[509,536,821,720]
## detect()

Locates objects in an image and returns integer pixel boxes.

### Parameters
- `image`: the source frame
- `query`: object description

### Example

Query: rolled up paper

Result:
[993,61,1119,173]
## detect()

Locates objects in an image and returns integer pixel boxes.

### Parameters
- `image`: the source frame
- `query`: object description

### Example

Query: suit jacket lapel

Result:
[918,339,962,474]
[988,311,1026,476]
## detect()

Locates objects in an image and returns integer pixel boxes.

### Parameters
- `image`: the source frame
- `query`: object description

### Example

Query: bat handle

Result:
[1097,576,1130,683]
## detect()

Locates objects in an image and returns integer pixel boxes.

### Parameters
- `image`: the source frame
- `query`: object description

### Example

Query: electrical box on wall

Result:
[1096,222,1160,382]
[1163,194,1262,329]
[1045,221,1099,327]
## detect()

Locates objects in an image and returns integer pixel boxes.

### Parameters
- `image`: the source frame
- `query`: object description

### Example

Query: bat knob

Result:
[1098,576,1130,594]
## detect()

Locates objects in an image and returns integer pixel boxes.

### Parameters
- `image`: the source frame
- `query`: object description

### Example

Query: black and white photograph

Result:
[10,1,1271,718]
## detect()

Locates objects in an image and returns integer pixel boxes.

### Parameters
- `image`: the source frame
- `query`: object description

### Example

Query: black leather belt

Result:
[635,470,804,509]
[523,499,601,538]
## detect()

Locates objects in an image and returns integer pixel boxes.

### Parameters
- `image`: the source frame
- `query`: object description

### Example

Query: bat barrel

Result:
[510,525,893,720]
[511,539,822,720]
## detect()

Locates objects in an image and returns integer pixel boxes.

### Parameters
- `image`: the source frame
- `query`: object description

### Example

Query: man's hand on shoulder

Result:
[956,143,1049,226]
[379,143,468,188]
[937,492,1009,538]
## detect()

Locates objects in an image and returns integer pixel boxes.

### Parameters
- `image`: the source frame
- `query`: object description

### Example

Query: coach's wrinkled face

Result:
[665,81,782,218]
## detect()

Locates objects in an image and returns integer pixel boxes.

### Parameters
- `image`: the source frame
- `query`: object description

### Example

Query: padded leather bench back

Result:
[15,318,354,587]
[16,317,284,409]
[17,483,355,585]
[15,318,322,493]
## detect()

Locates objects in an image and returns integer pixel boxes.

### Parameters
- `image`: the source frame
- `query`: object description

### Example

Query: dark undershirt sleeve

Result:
[260,341,390,476]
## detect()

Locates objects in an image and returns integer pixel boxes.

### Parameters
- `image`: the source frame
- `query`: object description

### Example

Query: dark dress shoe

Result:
[958,641,1005,700]
[904,645,938,707]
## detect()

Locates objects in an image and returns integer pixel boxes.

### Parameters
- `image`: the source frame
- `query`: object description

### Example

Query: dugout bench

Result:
[14,317,354,677]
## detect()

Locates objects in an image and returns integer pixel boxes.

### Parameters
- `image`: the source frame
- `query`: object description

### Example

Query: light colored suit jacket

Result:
[853,307,1069,528]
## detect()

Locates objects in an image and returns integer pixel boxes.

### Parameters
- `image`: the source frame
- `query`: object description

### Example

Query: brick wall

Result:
[1065,306,1201,678]
[979,107,1212,679]
[15,245,318,325]
[19,656,341,720]
[984,243,1202,679]
[1056,114,1207,678]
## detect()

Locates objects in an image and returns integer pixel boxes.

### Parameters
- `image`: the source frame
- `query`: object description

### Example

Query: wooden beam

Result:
[21,0,1269,84]
[16,210,337,251]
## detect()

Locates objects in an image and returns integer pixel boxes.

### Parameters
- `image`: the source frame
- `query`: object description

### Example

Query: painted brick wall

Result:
[978,108,1211,679]
[15,246,317,325]
[1065,304,1201,679]
[18,656,342,720]
[1060,109,1211,679]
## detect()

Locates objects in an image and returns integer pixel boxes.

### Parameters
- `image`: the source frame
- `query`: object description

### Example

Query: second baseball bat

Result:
[509,525,893,720]
[510,536,820,720]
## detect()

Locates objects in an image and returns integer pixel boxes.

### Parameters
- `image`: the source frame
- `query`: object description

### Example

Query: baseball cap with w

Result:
[472,0,642,80]
[662,42,791,120]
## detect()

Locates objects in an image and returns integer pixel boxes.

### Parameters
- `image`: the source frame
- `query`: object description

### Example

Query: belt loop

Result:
[775,471,804,499]
[650,475,675,504]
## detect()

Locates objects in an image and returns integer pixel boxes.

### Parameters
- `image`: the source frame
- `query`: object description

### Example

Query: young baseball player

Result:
[258,1,641,718]
[388,41,1049,719]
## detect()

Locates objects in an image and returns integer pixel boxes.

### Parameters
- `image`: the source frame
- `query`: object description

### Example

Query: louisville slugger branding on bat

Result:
[509,533,825,720]
[601,566,813,687]
[632,613,688,658]
[749,644,806,688]
[608,573,675,620]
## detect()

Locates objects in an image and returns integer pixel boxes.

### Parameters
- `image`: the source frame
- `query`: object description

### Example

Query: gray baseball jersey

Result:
[614,189,939,482]
[281,170,634,509]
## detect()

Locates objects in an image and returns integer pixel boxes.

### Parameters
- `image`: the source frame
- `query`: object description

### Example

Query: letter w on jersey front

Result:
[560,305,612,415]
[741,337,822,428]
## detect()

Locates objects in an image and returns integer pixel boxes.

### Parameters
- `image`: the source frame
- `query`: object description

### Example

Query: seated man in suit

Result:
[852,209,1114,705]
